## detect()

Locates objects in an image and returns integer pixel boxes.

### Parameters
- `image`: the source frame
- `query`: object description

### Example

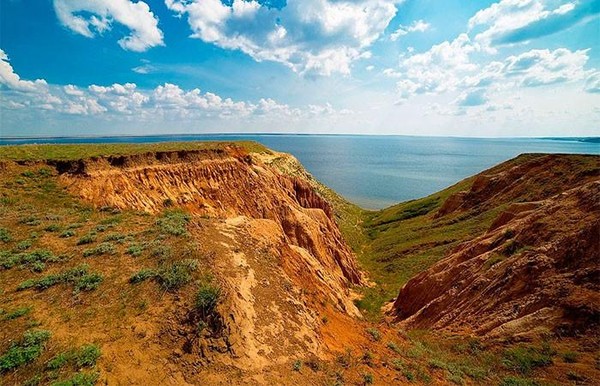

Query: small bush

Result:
[156,210,190,237]
[362,373,374,385]
[129,269,156,284]
[499,376,540,386]
[387,341,401,353]
[60,230,76,238]
[47,352,70,370]
[126,243,143,257]
[17,240,33,250]
[195,283,221,318]
[52,371,99,386]
[0,228,11,242]
[75,344,101,367]
[17,265,102,293]
[77,233,97,245]
[562,351,578,363]
[20,216,41,226]
[83,242,116,257]
[292,359,302,371]
[0,249,62,271]
[150,245,171,260]
[44,224,61,232]
[366,328,381,341]
[503,345,553,374]
[3,306,31,320]
[156,259,198,291]
[102,232,127,243]
[0,329,51,373]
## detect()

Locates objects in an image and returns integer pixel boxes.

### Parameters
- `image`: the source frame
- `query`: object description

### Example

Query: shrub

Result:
[129,269,156,284]
[0,228,11,242]
[44,224,61,232]
[60,230,76,238]
[20,216,41,226]
[562,351,578,363]
[52,371,99,386]
[387,341,401,353]
[83,242,116,257]
[3,306,31,320]
[292,360,302,371]
[195,283,221,318]
[0,329,51,373]
[156,210,190,237]
[156,259,197,291]
[362,373,374,385]
[75,344,101,367]
[503,345,553,374]
[126,243,143,257]
[1,249,62,271]
[499,376,540,386]
[17,240,33,250]
[47,352,70,370]
[17,265,102,294]
[366,328,381,341]
[77,233,97,245]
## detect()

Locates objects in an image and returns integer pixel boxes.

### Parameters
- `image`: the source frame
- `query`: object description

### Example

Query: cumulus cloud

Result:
[165,0,399,76]
[53,0,164,51]
[0,51,345,123]
[584,71,600,93]
[503,48,589,86]
[388,34,481,98]
[0,49,48,92]
[456,88,488,106]
[390,19,430,41]
[469,0,600,48]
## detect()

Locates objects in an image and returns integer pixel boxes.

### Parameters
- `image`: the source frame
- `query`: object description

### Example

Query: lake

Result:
[1,135,598,209]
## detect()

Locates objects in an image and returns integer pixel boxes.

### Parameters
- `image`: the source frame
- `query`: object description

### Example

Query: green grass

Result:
[502,344,554,375]
[0,141,269,161]
[156,259,198,291]
[51,371,99,386]
[0,227,12,242]
[0,249,64,271]
[3,306,31,320]
[195,282,221,318]
[0,329,51,373]
[17,264,102,293]
[82,242,116,257]
[155,209,191,237]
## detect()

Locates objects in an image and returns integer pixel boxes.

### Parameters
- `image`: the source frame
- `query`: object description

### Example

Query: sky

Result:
[0,0,599,137]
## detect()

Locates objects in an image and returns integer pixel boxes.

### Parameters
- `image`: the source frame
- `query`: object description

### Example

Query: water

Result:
[1,135,598,209]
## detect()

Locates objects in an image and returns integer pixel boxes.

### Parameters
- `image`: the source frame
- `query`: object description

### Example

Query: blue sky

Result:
[0,0,599,137]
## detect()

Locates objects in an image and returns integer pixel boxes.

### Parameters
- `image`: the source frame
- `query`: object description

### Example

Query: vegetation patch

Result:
[0,227,12,242]
[502,344,554,374]
[2,306,31,321]
[17,264,103,293]
[82,242,116,257]
[155,210,191,237]
[194,282,221,318]
[0,249,63,272]
[0,329,51,373]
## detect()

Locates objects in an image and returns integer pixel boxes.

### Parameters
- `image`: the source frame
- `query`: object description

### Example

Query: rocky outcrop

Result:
[392,155,600,339]
[58,145,363,315]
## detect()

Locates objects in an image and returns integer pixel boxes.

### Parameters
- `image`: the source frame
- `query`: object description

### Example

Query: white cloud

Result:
[456,88,488,106]
[503,48,589,86]
[165,0,399,76]
[390,19,430,41]
[469,0,600,48]
[0,49,47,92]
[53,0,164,52]
[585,71,600,93]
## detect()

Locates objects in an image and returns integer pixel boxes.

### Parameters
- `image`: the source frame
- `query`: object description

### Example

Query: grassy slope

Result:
[0,141,269,161]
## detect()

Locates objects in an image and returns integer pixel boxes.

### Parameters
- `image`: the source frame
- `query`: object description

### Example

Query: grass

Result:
[82,242,116,257]
[129,259,199,291]
[194,282,221,318]
[0,249,64,271]
[3,306,31,320]
[51,371,99,386]
[155,209,191,237]
[0,141,269,161]
[17,264,103,293]
[0,329,51,373]
[0,227,12,242]
[502,344,554,375]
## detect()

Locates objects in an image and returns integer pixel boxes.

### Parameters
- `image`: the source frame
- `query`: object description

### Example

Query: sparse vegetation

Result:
[194,282,221,318]
[129,268,156,284]
[156,259,198,291]
[155,209,191,237]
[77,233,97,246]
[17,265,102,293]
[292,360,302,371]
[82,242,116,257]
[502,344,554,374]
[0,249,63,271]
[366,328,381,341]
[0,228,12,242]
[3,306,31,320]
[0,329,51,373]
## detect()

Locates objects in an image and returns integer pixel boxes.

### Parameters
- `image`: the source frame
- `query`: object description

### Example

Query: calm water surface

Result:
[1,135,598,209]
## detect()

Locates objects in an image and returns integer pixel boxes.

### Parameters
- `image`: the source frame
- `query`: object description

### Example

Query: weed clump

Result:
[503,344,554,374]
[0,329,51,373]
[195,282,221,318]
[156,259,198,291]
[77,232,97,245]
[0,249,63,271]
[3,306,31,320]
[366,328,381,341]
[17,264,102,293]
[0,228,11,242]
[82,242,116,257]
[129,269,156,284]
[156,210,190,237]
